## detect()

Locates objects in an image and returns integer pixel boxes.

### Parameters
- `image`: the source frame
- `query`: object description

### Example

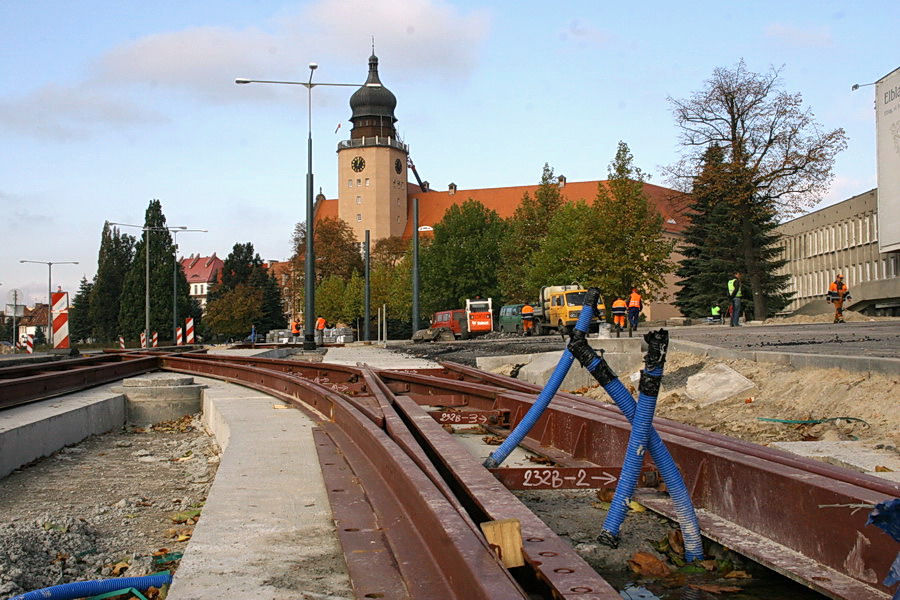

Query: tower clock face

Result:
[394,158,402,174]
[351,156,366,172]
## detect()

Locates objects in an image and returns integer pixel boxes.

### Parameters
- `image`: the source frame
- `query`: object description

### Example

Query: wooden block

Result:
[479,518,524,568]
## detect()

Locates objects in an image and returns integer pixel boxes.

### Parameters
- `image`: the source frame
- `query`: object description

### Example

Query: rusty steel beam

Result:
[0,355,159,408]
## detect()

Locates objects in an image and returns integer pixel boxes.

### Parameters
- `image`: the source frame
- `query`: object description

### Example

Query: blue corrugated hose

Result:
[10,573,172,600]
[482,290,598,469]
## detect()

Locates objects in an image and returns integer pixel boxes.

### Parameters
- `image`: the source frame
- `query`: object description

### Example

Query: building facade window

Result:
[356,214,362,222]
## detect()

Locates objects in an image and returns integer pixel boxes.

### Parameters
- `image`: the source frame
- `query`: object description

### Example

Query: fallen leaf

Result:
[627,552,671,578]
[595,489,615,503]
[527,456,554,465]
[724,570,751,579]
[875,465,893,472]
[689,584,741,593]
[667,529,685,557]
[628,500,646,512]
[482,435,505,446]
[744,397,753,404]
[111,561,130,576]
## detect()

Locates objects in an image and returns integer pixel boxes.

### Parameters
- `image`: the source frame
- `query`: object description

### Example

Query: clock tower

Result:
[337,53,409,243]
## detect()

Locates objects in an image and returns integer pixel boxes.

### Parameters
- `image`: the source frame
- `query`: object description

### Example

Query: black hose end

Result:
[597,529,619,549]
[643,328,669,370]
[483,456,499,469]
[584,287,601,312]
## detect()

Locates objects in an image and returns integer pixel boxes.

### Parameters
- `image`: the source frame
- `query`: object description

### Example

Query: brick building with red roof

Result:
[313,53,690,321]
[180,253,224,311]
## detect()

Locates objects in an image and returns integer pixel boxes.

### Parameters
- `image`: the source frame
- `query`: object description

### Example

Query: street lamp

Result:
[111,222,199,347]
[19,259,79,347]
[236,65,379,350]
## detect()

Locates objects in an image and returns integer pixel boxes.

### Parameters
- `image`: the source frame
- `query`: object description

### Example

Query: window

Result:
[396,215,400,223]
[356,178,362,187]
[365,178,370,187]
[356,195,362,205]
[356,214,362,222]
[348,179,353,188]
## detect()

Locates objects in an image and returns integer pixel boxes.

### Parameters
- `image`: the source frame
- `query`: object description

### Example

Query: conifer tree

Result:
[90,222,135,341]
[206,243,285,336]
[118,200,183,340]
[69,276,94,343]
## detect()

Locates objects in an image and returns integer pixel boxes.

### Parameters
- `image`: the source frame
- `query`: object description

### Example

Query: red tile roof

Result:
[314,180,689,241]
[180,253,224,285]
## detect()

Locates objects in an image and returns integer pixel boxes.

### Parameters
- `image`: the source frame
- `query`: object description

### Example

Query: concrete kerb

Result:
[167,376,352,599]
[0,384,126,479]
[669,339,900,375]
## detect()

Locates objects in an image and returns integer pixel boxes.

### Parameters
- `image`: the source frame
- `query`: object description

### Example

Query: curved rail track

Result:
[2,350,897,599]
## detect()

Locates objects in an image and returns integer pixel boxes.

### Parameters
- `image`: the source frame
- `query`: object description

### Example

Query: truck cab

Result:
[536,285,605,336]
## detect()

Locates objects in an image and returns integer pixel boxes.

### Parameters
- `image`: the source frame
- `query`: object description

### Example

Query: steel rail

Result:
[159,355,533,599]
[375,363,899,599]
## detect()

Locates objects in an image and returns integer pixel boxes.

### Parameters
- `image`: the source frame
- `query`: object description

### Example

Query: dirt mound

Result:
[763,310,896,325]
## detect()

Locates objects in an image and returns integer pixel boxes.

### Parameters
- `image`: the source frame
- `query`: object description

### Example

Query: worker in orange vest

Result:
[627,288,643,331]
[611,296,628,332]
[826,274,852,324]
[315,315,327,346]
[290,318,301,343]
[521,303,535,336]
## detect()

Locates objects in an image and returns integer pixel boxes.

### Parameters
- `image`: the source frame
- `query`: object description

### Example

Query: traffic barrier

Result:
[152,332,158,347]
[26,334,34,354]
[51,290,70,349]
[176,327,183,345]
[118,336,125,350]
[140,332,147,348]
[185,318,194,344]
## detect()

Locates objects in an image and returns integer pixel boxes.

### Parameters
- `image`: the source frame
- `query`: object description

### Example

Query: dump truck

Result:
[413,297,494,342]
[533,285,605,337]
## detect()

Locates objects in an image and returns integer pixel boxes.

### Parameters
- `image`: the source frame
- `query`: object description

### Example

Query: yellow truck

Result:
[533,285,605,337]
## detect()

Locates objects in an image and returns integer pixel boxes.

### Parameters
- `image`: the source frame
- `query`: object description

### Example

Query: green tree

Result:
[420,199,507,313]
[499,164,564,302]
[667,60,846,317]
[204,284,263,339]
[341,270,365,327]
[207,243,284,335]
[590,142,675,300]
[90,222,135,342]
[69,276,94,343]
[118,200,183,341]
[526,201,597,291]
[315,275,347,325]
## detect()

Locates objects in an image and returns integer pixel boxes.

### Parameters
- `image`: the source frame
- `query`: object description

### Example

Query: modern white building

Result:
[776,189,900,316]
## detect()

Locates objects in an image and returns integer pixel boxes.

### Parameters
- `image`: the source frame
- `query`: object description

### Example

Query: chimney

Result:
[558,175,566,189]
[422,181,430,192]
[448,183,457,195]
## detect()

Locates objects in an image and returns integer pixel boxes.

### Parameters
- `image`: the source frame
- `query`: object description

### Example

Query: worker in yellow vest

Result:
[627,288,643,331]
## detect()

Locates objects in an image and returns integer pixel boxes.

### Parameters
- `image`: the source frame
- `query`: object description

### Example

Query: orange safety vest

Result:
[521,305,534,316]
[628,292,642,309]
[291,321,300,334]
[612,299,627,314]
[315,317,326,330]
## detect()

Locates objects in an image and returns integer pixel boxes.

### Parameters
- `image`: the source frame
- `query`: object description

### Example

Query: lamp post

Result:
[111,222,197,347]
[171,228,206,343]
[19,259,79,347]
[236,65,378,350]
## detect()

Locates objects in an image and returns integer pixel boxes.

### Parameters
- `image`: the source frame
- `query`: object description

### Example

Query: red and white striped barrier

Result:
[26,334,34,354]
[140,332,147,348]
[51,291,70,349]
[152,332,158,347]
[176,327,183,346]
[119,336,125,350]
[185,318,194,344]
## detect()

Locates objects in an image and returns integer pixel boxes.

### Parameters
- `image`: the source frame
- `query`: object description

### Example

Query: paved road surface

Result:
[667,320,900,359]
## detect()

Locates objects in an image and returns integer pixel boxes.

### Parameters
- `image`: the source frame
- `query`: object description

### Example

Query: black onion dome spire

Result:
[349,54,397,139]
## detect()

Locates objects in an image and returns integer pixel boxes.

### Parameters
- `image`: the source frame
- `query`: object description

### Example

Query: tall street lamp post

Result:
[19,259,79,346]
[171,228,207,342]
[236,65,378,350]
[111,222,196,347]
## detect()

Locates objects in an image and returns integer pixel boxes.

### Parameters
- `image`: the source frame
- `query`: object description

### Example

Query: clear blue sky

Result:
[1,0,896,306]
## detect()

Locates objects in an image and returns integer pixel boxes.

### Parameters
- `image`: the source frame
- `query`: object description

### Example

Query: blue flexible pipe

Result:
[10,573,172,600]
[601,363,662,538]
[483,293,597,468]
[598,373,704,562]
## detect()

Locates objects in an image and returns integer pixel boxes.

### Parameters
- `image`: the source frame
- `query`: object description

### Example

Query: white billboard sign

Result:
[876,66,900,253]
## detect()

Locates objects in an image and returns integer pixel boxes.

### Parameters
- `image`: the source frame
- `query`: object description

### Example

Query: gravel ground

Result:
[0,416,219,599]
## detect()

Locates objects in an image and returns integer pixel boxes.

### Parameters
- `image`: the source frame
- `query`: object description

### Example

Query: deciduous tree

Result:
[204,284,263,339]
[667,60,846,317]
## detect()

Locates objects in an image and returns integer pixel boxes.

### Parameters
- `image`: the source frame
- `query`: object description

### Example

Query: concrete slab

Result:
[167,376,352,599]
[686,363,757,406]
[0,383,125,479]
[770,440,900,483]
[112,373,205,426]
[323,345,441,369]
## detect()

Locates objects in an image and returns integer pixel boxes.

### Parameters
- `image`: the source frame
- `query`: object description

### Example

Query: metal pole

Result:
[383,303,387,343]
[364,230,370,342]
[303,66,316,350]
[173,231,178,343]
[47,263,52,346]
[412,198,419,336]
[145,228,150,348]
